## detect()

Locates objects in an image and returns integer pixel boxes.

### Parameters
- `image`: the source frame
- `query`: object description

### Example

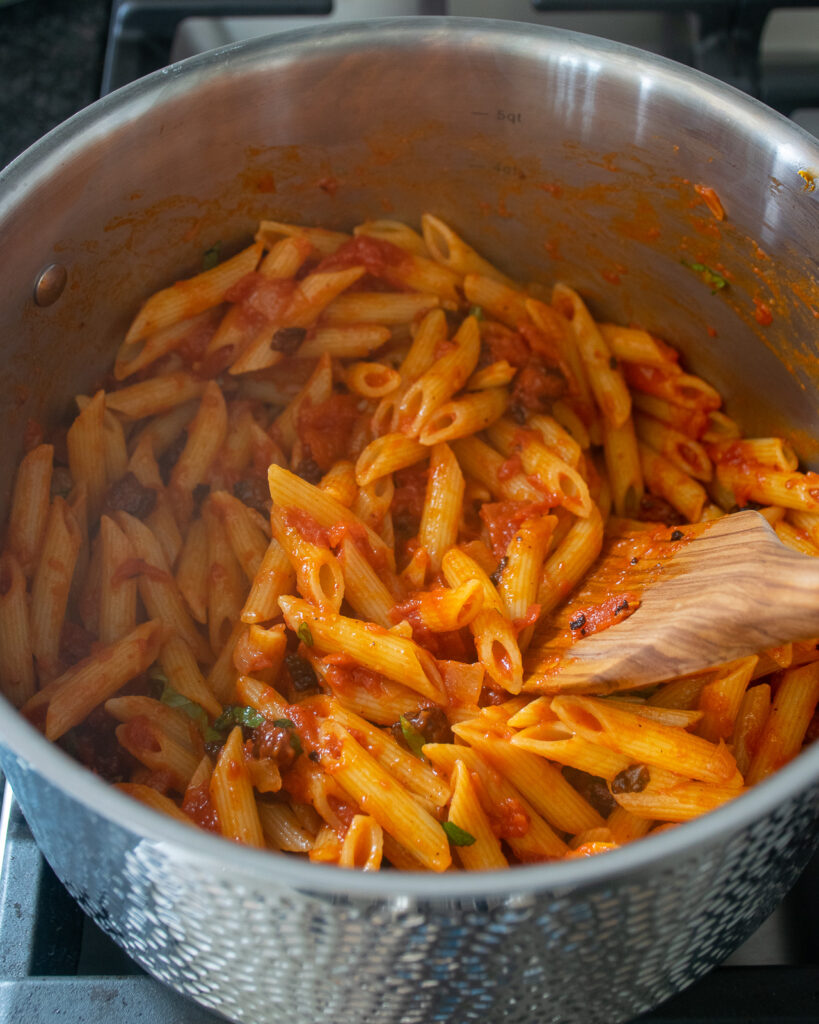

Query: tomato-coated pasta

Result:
[6,216,818,871]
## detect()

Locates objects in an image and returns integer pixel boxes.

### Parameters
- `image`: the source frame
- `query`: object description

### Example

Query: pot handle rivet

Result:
[33,263,67,307]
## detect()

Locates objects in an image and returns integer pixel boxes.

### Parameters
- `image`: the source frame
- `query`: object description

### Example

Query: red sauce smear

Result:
[568,591,640,639]
[315,235,410,280]
[482,323,530,368]
[281,506,330,547]
[392,464,429,522]
[182,780,220,832]
[328,520,389,575]
[297,393,360,471]
[480,500,552,560]
[488,796,530,839]
[754,298,773,326]
[111,557,172,587]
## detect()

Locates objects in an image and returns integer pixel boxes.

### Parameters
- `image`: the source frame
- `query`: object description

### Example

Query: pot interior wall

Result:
[1,19,818,514]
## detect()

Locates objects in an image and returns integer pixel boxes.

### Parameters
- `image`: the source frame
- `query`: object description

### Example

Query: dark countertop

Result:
[0,0,110,172]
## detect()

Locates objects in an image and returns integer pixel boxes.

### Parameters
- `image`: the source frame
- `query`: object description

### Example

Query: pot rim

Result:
[1,16,818,901]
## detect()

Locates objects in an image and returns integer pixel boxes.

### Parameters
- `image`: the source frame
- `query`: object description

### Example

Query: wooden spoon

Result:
[528,510,819,694]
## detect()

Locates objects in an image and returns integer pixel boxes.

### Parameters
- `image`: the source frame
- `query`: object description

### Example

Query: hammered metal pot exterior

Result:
[1,19,819,1024]
[5,749,818,1024]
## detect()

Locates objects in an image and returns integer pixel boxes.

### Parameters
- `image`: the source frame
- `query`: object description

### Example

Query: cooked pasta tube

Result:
[115,511,211,663]
[423,743,568,860]
[598,324,676,368]
[487,418,592,518]
[318,698,449,811]
[210,725,265,847]
[552,283,631,428]
[511,728,631,781]
[23,620,163,742]
[448,760,509,870]
[462,275,529,328]
[634,412,712,481]
[715,461,819,512]
[0,552,35,707]
[6,444,53,577]
[453,723,605,834]
[551,695,739,784]
[398,315,481,436]
[106,372,207,419]
[535,504,604,616]
[602,416,644,517]
[467,360,517,391]
[696,656,757,743]
[169,381,228,525]
[270,507,344,613]
[116,784,194,826]
[394,580,484,633]
[745,661,819,786]
[346,361,401,399]
[338,815,384,870]
[442,548,523,694]
[124,242,263,344]
[30,497,82,681]
[355,434,427,487]
[418,442,464,572]
[451,436,543,503]
[420,388,508,446]
[279,596,445,703]
[639,443,707,521]
[355,218,430,257]
[498,516,556,645]
[612,781,744,821]
[99,515,138,645]
[421,213,516,287]
[732,683,771,777]
[70,390,111,515]
[321,291,439,326]
[267,464,393,571]
[318,721,451,872]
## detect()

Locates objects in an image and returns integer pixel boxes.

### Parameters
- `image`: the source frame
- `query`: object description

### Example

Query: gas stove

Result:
[2,2,818,1022]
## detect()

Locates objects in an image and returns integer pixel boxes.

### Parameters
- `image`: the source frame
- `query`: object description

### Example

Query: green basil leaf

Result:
[160,683,208,731]
[202,242,221,270]
[682,260,727,294]
[273,718,296,729]
[469,305,484,321]
[211,704,266,735]
[297,622,314,647]
[442,821,476,847]
[399,715,427,760]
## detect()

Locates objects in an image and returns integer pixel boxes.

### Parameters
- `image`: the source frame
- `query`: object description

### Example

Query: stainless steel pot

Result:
[0,18,818,1024]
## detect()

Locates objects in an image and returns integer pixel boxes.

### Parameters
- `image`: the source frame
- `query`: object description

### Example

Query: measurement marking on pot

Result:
[494,162,526,180]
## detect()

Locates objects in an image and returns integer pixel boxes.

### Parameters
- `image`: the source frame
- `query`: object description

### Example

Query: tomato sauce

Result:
[328,520,389,575]
[568,592,639,638]
[315,235,410,280]
[297,393,360,471]
[481,322,530,367]
[111,558,172,587]
[480,500,552,559]
[182,781,221,832]
[281,506,330,548]
[488,796,530,839]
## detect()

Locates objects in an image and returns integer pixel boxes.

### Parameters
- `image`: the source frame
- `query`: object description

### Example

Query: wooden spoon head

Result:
[524,511,819,694]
